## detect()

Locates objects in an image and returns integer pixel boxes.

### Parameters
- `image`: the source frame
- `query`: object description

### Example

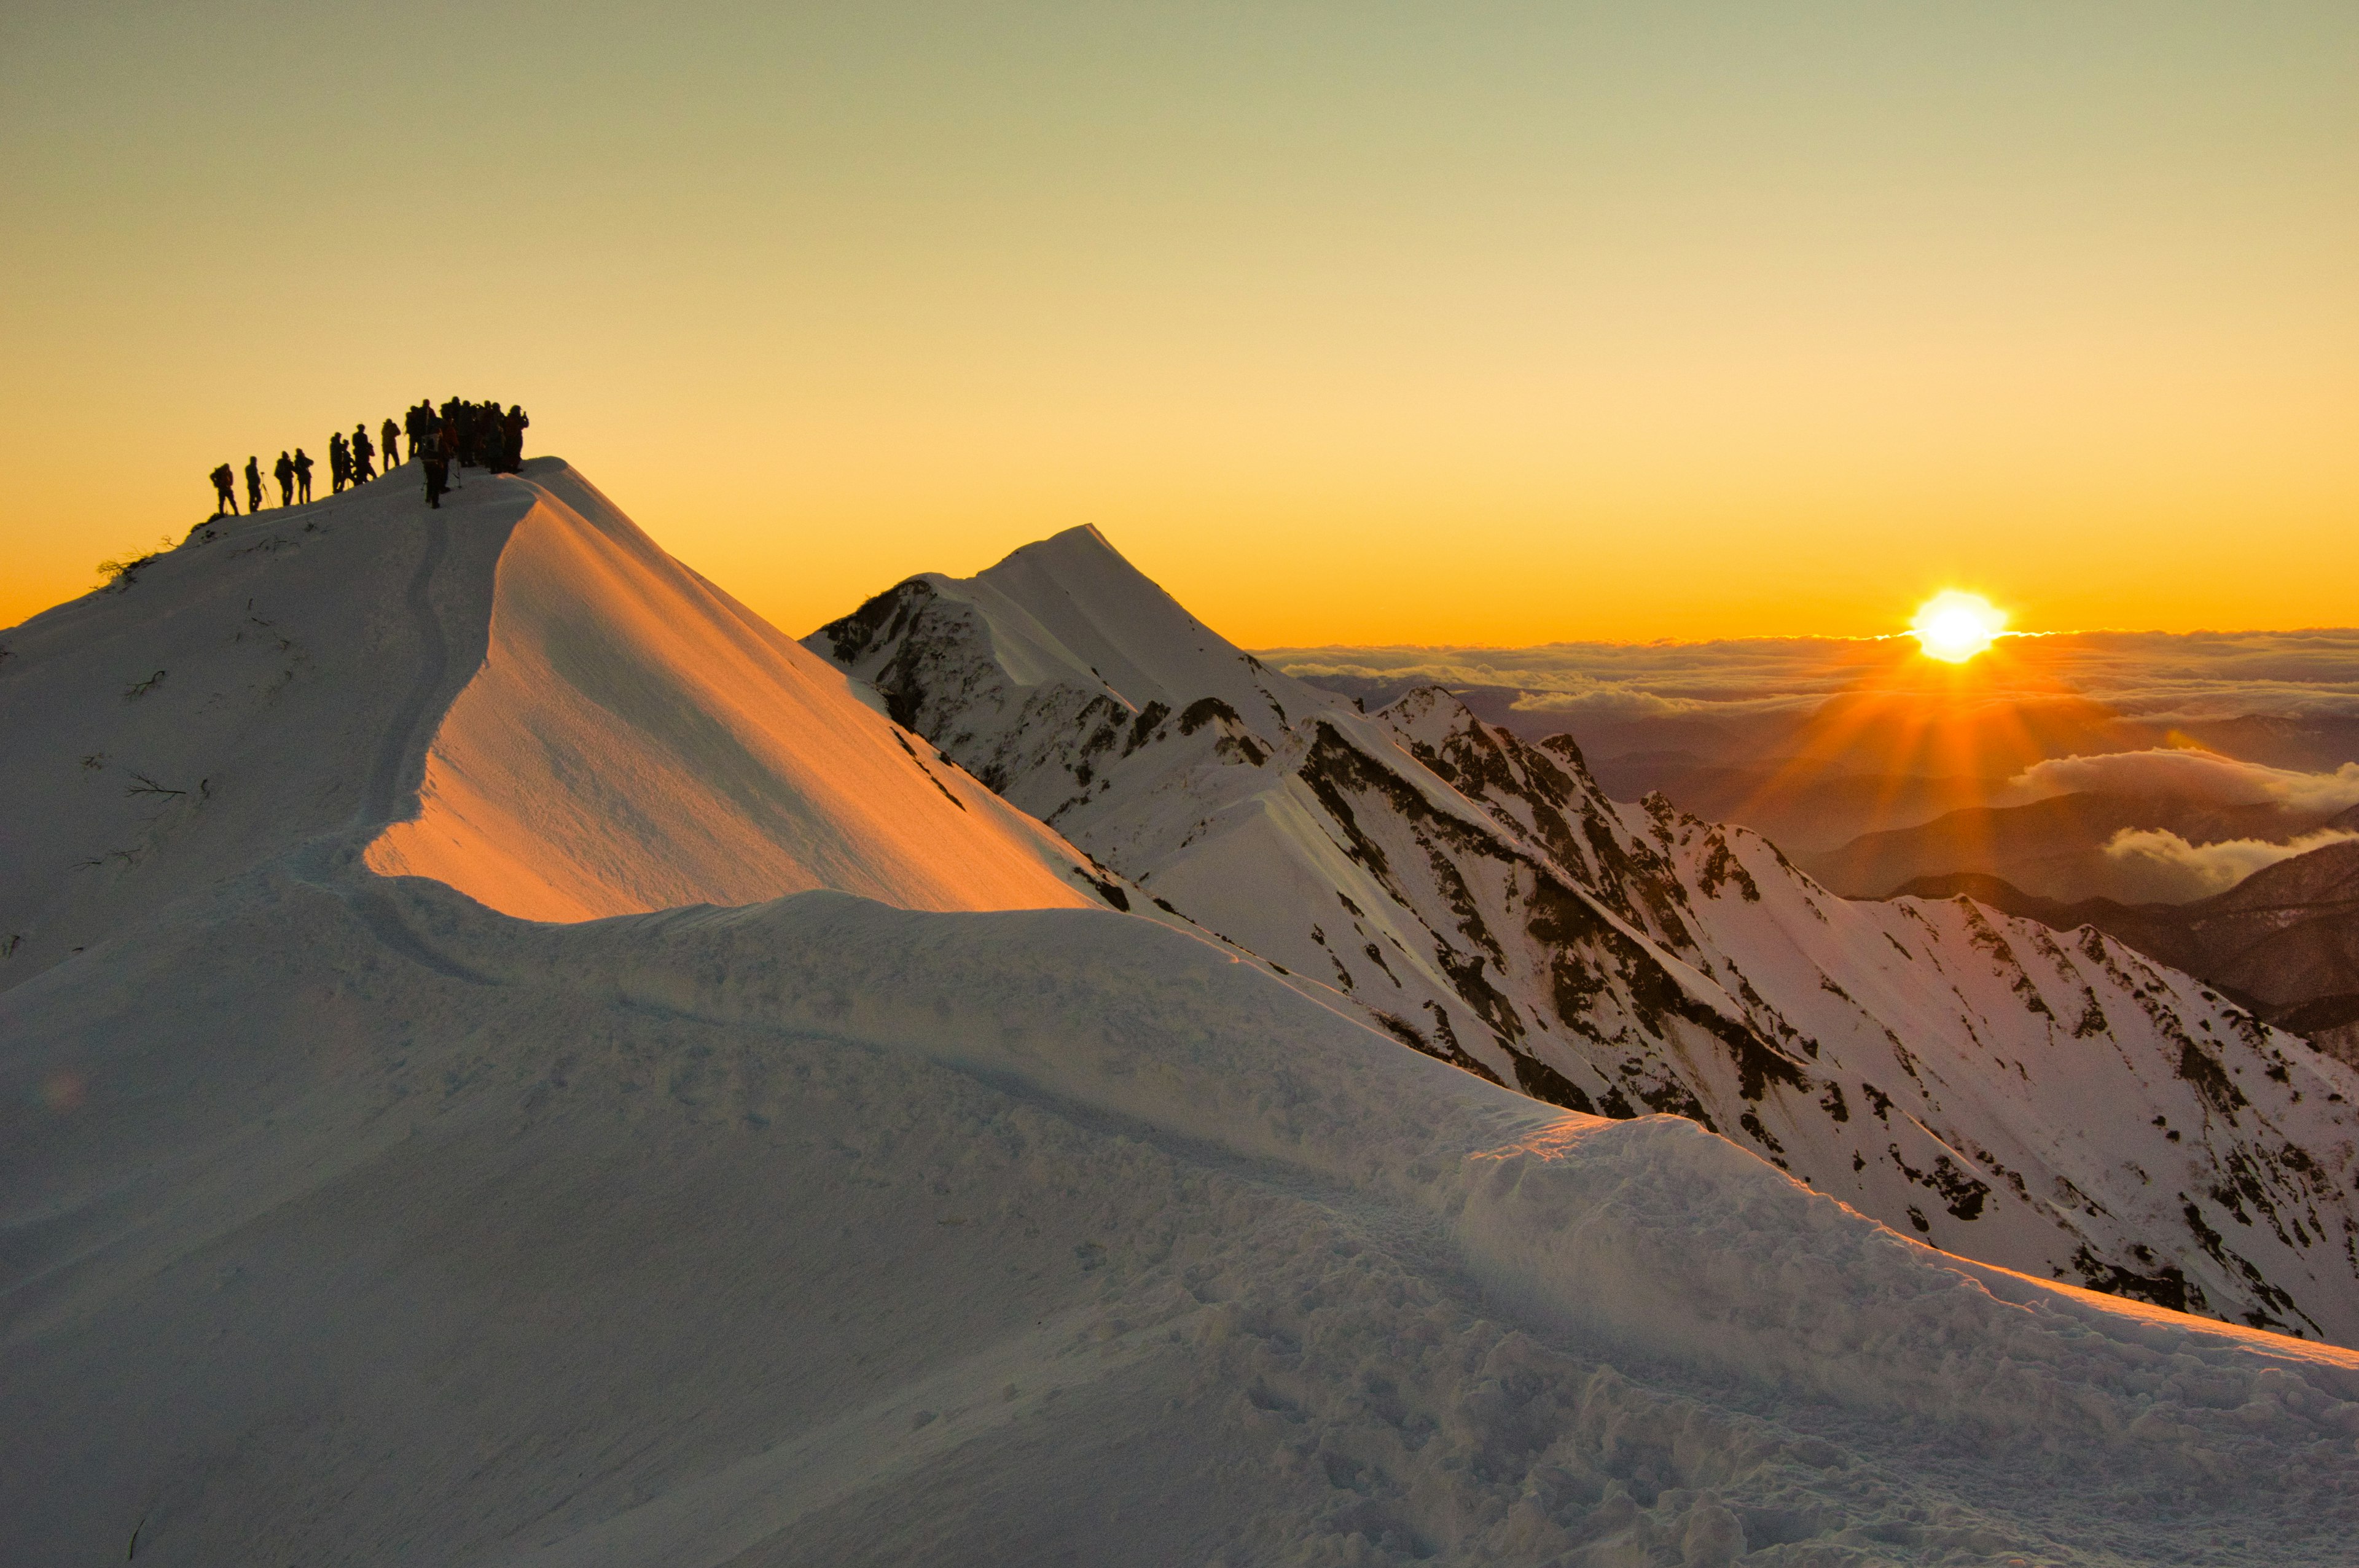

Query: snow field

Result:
[12,870,2359,1562]
[10,867,2357,1564]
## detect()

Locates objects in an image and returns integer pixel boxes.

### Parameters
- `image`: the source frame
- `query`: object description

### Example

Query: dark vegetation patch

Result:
[2176,1039,2249,1118]
[2069,1245,2199,1314]
[1507,1049,1594,1114]
[1124,701,1170,754]
[96,538,174,591]
[1738,1111,1786,1160]
[1372,1010,1505,1087]
[815,577,935,663]
[1073,867,1129,911]
[1696,835,1760,902]
[1216,733,1270,766]
[2178,1196,2313,1332]
[1888,1143,1990,1221]
[1177,696,1242,736]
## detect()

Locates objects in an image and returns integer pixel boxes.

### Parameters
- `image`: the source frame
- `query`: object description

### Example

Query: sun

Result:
[1909,590,2007,663]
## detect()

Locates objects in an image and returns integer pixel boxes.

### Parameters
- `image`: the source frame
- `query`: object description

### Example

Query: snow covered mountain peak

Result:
[0,459,1101,965]
[813,525,2359,1344]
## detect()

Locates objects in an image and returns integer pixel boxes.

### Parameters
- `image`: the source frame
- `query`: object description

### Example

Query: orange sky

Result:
[4,4,2353,645]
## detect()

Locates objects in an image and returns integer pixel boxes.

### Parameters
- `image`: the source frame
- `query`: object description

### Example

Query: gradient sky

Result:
[4,2,2353,644]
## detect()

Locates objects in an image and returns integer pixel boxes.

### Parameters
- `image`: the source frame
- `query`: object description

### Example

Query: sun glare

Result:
[1909,590,2007,663]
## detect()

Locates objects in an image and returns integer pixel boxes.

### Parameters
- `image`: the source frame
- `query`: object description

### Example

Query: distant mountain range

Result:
[1801,792,2358,904]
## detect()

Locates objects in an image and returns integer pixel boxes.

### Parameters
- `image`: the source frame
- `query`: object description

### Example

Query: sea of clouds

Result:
[1262,628,2359,728]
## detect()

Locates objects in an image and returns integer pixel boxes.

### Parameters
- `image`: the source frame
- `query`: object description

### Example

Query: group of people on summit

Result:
[209,398,529,517]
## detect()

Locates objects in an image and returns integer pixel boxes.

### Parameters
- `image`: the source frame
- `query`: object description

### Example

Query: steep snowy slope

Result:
[812,528,2359,1343]
[0,461,1095,968]
[1895,841,2359,1069]
[359,465,1096,920]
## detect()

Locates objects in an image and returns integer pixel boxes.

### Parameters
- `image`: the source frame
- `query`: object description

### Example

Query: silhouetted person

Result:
[499,404,529,472]
[382,416,402,467]
[351,424,376,483]
[439,421,461,490]
[330,433,350,493]
[423,442,450,508]
[273,451,295,507]
[243,456,263,513]
[293,448,313,503]
[210,462,239,515]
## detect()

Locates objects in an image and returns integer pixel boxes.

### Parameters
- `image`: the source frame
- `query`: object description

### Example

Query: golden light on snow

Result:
[1909,591,2008,663]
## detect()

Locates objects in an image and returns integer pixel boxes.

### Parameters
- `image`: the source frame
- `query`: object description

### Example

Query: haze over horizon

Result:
[7,2,2354,644]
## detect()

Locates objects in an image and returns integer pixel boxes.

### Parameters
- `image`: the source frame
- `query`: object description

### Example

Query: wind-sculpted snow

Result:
[359,466,1095,919]
[7,875,2357,1563]
[813,527,2359,1343]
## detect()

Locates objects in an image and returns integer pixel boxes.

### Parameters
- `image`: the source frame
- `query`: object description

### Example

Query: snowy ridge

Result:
[0,459,1101,970]
[359,464,1096,920]
[812,529,2359,1343]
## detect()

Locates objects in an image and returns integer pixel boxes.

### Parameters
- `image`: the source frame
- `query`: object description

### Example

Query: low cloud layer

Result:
[2005,752,2359,813]
[2103,827,2359,900]
[1264,628,2359,729]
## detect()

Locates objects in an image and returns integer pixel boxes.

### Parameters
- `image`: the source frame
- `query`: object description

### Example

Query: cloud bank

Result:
[2102,827,2359,900]
[2005,752,2359,813]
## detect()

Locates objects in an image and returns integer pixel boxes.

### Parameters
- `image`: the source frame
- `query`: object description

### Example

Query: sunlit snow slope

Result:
[359,464,1093,919]
[813,526,2359,1344]
[0,459,1092,965]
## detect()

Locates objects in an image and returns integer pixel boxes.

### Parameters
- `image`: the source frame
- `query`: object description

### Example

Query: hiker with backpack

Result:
[210,463,239,515]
